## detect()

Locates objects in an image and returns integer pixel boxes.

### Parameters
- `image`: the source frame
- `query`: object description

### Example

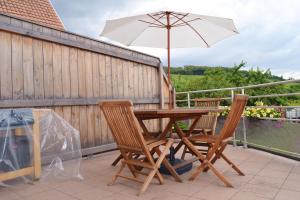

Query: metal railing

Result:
[175,79,300,159]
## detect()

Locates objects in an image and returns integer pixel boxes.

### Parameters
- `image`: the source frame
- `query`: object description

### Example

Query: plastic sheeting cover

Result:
[0,109,82,186]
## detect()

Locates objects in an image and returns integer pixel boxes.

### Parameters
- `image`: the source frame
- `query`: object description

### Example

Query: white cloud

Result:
[52,0,300,79]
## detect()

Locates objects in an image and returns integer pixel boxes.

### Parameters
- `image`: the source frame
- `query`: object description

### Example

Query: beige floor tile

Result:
[0,188,22,200]
[282,179,300,192]
[8,183,51,197]
[249,175,285,188]
[286,172,300,182]
[52,180,95,195]
[230,191,271,200]
[240,183,279,199]
[274,189,300,200]
[69,187,114,200]
[257,168,290,179]
[23,189,75,200]
[0,147,299,200]
[191,184,238,200]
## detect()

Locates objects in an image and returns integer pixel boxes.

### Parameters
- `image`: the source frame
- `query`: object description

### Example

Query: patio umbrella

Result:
[100,11,238,84]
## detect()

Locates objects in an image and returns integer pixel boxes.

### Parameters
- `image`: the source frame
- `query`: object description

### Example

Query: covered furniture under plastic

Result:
[0,109,42,182]
[0,108,82,185]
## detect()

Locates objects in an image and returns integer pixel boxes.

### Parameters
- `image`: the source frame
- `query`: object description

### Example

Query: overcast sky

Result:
[51,0,300,79]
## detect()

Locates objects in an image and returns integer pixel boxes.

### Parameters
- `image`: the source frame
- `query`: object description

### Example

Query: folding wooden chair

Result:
[183,95,248,187]
[181,98,220,159]
[100,100,180,195]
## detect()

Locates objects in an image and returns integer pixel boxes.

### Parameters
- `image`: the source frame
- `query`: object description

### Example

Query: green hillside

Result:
[166,62,300,106]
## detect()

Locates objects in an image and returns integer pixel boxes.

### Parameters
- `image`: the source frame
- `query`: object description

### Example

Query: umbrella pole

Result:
[166,12,173,109]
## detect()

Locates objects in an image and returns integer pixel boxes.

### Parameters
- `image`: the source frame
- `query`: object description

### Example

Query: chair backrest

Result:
[218,95,248,141]
[195,114,218,134]
[99,100,146,152]
[194,98,221,108]
[194,98,221,135]
[207,95,248,159]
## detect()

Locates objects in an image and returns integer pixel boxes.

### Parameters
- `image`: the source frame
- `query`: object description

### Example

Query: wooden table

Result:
[134,108,222,170]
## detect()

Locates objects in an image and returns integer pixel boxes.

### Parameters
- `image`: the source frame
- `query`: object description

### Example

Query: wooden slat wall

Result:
[0,30,170,153]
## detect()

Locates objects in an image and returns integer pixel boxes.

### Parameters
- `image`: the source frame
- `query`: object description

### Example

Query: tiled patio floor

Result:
[1,146,300,200]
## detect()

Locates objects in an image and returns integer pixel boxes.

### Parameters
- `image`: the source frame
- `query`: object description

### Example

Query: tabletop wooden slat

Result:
[134,108,223,120]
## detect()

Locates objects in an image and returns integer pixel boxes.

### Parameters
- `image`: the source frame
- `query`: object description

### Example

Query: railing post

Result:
[241,88,248,148]
[187,92,191,108]
[173,87,176,108]
[231,90,237,147]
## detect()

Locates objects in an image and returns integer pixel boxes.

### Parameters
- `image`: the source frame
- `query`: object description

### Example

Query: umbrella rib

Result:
[171,14,210,47]
[170,13,189,26]
[138,19,165,27]
[172,18,202,27]
[147,13,166,26]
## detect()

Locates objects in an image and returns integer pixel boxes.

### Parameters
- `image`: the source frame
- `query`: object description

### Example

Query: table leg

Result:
[138,119,151,137]
[174,117,200,154]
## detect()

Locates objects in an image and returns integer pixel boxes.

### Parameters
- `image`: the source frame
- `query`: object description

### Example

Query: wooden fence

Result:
[0,14,171,155]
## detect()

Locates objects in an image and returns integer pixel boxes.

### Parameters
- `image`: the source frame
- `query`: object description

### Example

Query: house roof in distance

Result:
[0,0,65,30]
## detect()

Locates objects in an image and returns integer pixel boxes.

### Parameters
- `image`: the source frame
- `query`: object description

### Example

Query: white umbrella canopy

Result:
[100,10,238,87]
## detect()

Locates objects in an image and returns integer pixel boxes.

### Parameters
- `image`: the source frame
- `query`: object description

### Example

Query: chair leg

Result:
[189,161,207,181]
[111,154,123,166]
[181,146,188,160]
[174,141,184,154]
[109,162,126,185]
[207,162,233,187]
[139,168,159,196]
[154,147,182,183]
[221,153,245,176]
[139,142,172,196]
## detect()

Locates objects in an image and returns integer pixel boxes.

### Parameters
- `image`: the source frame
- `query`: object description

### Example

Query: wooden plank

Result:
[79,106,88,148]
[62,46,71,98]
[53,44,63,98]
[33,39,44,99]
[63,106,72,124]
[43,41,54,98]
[138,64,144,99]
[85,52,93,98]
[77,50,86,98]
[54,106,63,117]
[22,37,34,99]
[92,53,101,145]
[0,20,160,67]
[99,54,107,144]
[0,97,160,108]
[77,50,88,148]
[133,63,139,99]
[99,54,106,98]
[11,34,23,99]
[87,105,95,147]
[148,67,153,98]
[71,106,80,132]
[105,56,112,98]
[123,61,129,98]
[85,51,95,148]
[117,59,124,97]
[69,48,78,98]
[0,31,12,99]
[128,61,134,98]
[0,167,34,182]
[92,53,100,97]
[111,57,118,97]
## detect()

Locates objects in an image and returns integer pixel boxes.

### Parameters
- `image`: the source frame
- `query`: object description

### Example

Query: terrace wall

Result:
[0,14,171,155]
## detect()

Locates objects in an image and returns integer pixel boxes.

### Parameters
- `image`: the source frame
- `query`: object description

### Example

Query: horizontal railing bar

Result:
[257,117,300,122]
[176,92,300,102]
[176,79,300,94]
[249,92,300,99]
[248,106,300,109]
